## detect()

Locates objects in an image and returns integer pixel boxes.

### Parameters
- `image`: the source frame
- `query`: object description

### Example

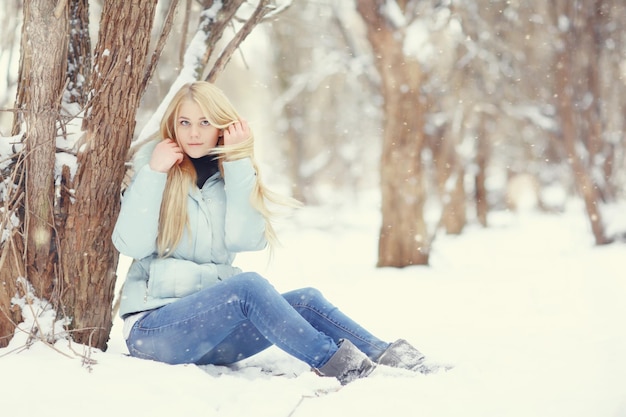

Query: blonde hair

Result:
[156,81,296,257]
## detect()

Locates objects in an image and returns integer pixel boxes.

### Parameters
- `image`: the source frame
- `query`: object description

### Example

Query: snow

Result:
[1,197,626,417]
[404,20,434,64]
[382,0,407,29]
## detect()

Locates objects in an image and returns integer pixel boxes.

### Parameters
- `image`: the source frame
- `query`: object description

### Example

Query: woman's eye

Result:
[180,120,190,126]
[201,120,210,126]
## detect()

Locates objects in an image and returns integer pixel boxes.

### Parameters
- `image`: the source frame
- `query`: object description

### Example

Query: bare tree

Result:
[549,0,614,245]
[355,0,430,267]
[0,0,69,346]
[0,0,160,350]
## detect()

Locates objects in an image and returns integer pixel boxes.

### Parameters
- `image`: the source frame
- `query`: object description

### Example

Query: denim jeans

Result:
[126,272,390,368]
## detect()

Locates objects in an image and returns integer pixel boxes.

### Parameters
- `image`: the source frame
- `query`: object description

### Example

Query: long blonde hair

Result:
[156,81,296,257]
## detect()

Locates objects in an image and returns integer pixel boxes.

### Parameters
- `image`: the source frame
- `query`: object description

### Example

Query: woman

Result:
[113,81,438,385]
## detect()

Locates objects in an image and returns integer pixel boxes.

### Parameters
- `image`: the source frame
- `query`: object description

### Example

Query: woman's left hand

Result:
[223,120,250,146]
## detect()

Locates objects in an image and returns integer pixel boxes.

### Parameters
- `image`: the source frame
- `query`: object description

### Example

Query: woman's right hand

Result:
[149,139,184,172]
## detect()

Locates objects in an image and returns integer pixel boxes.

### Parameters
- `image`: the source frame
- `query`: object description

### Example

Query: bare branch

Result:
[263,0,292,20]
[179,0,193,68]
[206,0,272,82]
[141,0,181,95]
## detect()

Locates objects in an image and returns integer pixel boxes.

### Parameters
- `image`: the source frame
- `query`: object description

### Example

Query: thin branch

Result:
[179,0,193,68]
[0,192,24,273]
[206,0,272,82]
[263,0,292,19]
[140,0,181,95]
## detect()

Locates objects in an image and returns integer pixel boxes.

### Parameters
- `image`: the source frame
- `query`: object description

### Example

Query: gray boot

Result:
[316,339,375,385]
[377,339,447,374]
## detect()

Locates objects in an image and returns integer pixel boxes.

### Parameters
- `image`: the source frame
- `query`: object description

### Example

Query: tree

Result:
[548,0,618,245]
[356,0,430,267]
[0,0,160,350]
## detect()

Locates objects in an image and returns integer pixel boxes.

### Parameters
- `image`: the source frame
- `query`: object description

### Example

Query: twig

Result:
[179,0,193,68]
[206,0,272,82]
[286,387,343,417]
[140,0,180,95]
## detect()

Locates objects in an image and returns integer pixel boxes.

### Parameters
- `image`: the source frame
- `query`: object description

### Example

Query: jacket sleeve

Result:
[112,165,167,259]
[222,158,267,252]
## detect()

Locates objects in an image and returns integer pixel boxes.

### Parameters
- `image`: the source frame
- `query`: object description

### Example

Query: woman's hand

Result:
[149,139,184,172]
[223,120,250,146]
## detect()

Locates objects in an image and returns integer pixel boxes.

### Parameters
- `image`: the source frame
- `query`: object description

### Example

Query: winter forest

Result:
[0,1,625,416]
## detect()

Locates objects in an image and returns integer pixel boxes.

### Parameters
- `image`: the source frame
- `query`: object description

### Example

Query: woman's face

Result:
[175,99,220,158]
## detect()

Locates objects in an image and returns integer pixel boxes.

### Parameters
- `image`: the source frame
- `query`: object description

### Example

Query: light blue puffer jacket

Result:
[113,141,267,317]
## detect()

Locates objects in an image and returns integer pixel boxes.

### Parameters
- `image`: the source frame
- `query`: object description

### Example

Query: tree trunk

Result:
[0,0,68,348]
[269,16,308,203]
[554,52,607,244]
[432,128,466,235]
[59,0,158,349]
[66,0,91,108]
[442,168,466,235]
[582,0,612,202]
[474,119,489,227]
[22,0,68,297]
[551,0,609,245]
[356,0,429,267]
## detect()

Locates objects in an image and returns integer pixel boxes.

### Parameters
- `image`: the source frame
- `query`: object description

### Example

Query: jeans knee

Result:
[230,272,272,294]
[300,287,324,302]
[286,287,328,307]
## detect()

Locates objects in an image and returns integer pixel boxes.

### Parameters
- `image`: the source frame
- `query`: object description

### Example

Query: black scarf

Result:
[190,155,219,188]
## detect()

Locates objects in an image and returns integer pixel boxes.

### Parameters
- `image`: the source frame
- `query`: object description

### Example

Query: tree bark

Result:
[474,119,489,227]
[22,0,68,297]
[66,0,91,108]
[59,0,158,349]
[554,51,608,244]
[356,0,429,267]
[0,0,68,347]
[432,128,466,235]
[551,0,609,245]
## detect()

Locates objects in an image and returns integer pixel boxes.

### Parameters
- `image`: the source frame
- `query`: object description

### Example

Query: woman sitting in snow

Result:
[112,81,440,385]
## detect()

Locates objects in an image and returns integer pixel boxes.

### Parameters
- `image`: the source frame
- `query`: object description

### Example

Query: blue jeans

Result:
[126,272,390,368]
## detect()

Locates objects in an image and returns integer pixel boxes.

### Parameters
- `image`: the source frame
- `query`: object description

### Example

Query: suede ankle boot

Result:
[377,339,448,374]
[316,339,375,385]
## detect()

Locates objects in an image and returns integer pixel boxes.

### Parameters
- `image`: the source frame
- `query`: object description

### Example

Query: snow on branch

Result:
[206,0,274,82]
[264,0,292,19]
[381,0,406,29]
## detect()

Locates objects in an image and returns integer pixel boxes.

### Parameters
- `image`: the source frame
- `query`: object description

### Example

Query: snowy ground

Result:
[2,197,625,417]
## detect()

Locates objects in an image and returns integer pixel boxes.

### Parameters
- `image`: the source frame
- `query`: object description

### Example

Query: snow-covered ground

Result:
[2,197,625,417]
